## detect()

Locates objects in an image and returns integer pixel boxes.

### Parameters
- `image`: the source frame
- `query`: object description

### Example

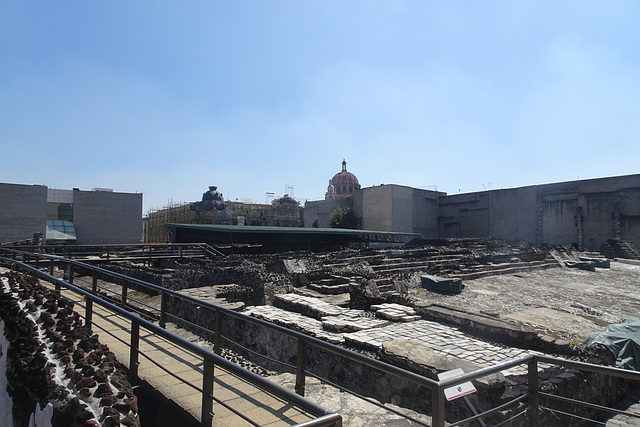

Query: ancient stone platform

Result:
[247,293,549,377]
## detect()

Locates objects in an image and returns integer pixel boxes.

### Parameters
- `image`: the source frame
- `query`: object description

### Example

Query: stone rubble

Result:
[0,269,140,427]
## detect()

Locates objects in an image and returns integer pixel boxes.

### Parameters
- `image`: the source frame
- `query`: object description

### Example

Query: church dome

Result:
[326,160,360,199]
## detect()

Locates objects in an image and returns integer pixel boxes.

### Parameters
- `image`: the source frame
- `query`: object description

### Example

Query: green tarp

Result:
[584,317,640,371]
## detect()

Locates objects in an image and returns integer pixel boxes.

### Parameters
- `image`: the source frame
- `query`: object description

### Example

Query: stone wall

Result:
[164,297,628,426]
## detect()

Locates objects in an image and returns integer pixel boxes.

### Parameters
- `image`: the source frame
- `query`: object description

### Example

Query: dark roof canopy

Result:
[165,224,418,252]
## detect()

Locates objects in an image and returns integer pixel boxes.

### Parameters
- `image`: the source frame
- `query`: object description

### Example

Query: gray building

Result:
[0,183,142,245]
[304,174,640,250]
[305,184,444,238]
[0,183,48,244]
[438,174,640,251]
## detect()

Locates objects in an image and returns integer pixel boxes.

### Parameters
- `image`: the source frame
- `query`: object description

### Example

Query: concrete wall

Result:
[438,193,490,238]
[514,186,538,244]
[357,185,442,237]
[438,174,640,249]
[411,188,440,238]
[303,198,352,228]
[359,185,394,232]
[540,194,579,245]
[305,185,440,238]
[72,190,142,244]
[0,183,47,243]
[305,174,640,248]
[620,188,640,249]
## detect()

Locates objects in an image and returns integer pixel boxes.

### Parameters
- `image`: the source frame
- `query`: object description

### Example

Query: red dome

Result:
[326,160,360,199]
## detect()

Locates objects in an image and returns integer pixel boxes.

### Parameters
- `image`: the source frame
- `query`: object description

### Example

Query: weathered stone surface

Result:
[421,275,463,294]
[380,339,504,392]
[413,302,546,350]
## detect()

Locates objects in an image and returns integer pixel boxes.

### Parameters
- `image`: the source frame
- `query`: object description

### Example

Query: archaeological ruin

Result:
[2,167,640,426]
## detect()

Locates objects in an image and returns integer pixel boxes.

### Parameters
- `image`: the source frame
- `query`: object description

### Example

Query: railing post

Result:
[129,320,140,380]
[295,339,308,396]
[159,291,167,328]
[121,279,128,306]
[85,296,93,327]
[49,259,54,276]
[67,264,74,284]
[92,271,98,293]
[213,311,224,355]
[202,356,215,426]
[528,357,539,426]
[431,385,446,427]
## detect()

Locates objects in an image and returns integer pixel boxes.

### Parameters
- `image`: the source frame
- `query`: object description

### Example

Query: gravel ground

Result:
[409,260,640,341]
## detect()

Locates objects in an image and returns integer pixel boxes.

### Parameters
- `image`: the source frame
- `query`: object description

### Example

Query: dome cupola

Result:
[325,159,361,199]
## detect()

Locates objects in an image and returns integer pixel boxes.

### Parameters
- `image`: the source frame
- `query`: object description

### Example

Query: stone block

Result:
[380,339,505,397]
[421,275,463,294]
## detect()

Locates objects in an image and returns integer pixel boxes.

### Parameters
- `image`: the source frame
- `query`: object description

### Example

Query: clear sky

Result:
[2,2,639,214]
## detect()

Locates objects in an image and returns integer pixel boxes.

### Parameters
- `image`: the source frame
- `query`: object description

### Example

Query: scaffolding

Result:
[145,201,197,243]
[144,197,302,243]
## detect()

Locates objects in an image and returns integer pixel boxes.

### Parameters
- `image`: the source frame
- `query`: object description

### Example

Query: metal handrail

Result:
[4,248,640,426]
[0,248,441,388]
[0,255,340,427]
[1,242,221,262]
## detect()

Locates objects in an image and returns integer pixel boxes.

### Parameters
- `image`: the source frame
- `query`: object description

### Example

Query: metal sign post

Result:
[438,368,487,427]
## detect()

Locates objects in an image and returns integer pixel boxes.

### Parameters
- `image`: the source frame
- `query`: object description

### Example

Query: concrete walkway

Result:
[58,288,322,426]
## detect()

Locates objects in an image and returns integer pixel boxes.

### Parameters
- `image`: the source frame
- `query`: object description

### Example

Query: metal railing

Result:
[2,247,640,426]
[1,243,223,263]
[0,252,341,427]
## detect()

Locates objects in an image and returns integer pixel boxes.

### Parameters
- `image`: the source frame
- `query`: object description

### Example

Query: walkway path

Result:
[57,287,323,426]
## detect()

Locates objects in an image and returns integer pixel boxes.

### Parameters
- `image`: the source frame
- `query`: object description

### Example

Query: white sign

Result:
[438,368,477,401]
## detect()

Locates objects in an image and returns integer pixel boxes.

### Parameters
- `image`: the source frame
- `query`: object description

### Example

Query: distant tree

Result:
[330,207,357,229]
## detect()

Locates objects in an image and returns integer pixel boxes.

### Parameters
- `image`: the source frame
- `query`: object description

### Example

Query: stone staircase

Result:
[599,239,640,260]
[306,275,353,295]
[295,240,562,303]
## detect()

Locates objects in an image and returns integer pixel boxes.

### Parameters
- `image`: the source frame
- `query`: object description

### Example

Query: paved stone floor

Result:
[248,293,546,376]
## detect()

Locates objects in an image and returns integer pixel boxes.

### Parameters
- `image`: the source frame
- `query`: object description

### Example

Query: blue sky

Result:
[2,2,639,213]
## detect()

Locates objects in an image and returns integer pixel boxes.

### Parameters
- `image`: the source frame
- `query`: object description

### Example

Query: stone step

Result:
[307,282,350,295]
[273,293,350,319]
[455,261,559,280]
[377,284,395,294]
